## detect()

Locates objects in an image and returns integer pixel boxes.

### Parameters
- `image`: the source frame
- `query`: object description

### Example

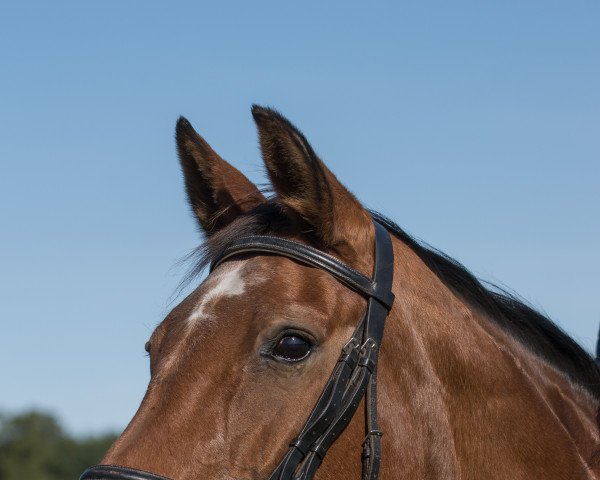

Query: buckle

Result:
[339,338,360,367]
[357,338,377,372]
[362,429,383,446]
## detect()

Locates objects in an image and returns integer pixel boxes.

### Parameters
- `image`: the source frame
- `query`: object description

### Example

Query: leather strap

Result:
[359,221,394,480]
[81,219,395,480]
[80,465,171,480]
[210,233,395,310]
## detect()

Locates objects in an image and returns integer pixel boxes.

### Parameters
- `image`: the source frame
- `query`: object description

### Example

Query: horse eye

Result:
[144,341,151,353]
[272,335,312,362]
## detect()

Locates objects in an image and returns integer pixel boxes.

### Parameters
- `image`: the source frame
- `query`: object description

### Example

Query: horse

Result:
[81,106,600,480]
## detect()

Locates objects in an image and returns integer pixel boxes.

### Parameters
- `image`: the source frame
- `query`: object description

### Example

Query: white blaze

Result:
[188,261,248,326]
[158,262,252,378]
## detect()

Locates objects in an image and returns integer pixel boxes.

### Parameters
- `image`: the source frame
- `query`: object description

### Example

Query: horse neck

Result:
[377,237,600,479]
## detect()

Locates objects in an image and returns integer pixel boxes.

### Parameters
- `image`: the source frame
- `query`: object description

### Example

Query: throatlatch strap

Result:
[362,370,383,480]
[360,220,394,480]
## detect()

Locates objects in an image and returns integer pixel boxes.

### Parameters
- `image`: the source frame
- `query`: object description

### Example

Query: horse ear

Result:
[176,117,265,235]
[251,105,373,266]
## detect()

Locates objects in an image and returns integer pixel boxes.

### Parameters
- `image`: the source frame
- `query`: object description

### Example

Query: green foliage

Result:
[0,411,117,480]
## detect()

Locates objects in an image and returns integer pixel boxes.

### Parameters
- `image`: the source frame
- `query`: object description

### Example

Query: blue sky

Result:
[1,2,598,434]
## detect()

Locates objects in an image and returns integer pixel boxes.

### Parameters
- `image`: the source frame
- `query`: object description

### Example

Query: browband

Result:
[210,226,395,310]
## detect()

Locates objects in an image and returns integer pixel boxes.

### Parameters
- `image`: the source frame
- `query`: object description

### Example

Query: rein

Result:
[81,219,395,480]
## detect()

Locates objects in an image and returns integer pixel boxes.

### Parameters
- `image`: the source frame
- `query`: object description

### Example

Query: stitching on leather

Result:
[214,235,367,277]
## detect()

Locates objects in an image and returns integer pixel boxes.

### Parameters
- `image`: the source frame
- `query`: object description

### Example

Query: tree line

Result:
[0,410,117,480]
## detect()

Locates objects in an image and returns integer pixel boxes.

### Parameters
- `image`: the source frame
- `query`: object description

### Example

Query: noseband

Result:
[81,219,395,480]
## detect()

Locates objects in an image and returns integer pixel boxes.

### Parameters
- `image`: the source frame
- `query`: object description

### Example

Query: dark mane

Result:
[188,202,600,399]
[370,211,600,399]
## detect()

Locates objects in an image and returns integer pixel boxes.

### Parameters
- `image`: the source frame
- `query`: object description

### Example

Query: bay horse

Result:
[82,106,600,480]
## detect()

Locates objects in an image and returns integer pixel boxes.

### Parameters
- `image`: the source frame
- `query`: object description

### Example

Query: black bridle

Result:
[81,219,395,480]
